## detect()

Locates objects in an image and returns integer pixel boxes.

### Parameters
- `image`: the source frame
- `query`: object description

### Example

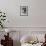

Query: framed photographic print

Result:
[20,6,28,16]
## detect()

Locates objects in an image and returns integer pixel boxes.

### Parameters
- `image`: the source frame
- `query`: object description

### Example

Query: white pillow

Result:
[20,35,37,43]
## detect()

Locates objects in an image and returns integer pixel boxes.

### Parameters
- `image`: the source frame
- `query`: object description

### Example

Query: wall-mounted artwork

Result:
[20,6,28,16]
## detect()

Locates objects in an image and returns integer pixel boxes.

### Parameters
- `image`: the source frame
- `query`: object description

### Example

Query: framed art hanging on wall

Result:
[20,6,28,16]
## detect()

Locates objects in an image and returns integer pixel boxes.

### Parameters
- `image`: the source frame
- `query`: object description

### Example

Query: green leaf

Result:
[3,16,6,17]
[0,12,2,13]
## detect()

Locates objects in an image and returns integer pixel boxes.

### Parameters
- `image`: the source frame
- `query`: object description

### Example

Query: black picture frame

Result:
[20,6,28,16]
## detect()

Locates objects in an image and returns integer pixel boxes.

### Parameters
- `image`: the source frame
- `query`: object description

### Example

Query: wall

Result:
[0,0,46,27]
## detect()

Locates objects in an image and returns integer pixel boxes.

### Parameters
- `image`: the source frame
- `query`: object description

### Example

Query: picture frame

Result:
[20,6,28,16]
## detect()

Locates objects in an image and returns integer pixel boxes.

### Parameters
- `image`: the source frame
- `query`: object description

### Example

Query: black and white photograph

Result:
[20,6,28,16]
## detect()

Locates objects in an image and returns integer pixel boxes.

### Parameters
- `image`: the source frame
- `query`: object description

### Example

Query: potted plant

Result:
[0,10,6,28]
